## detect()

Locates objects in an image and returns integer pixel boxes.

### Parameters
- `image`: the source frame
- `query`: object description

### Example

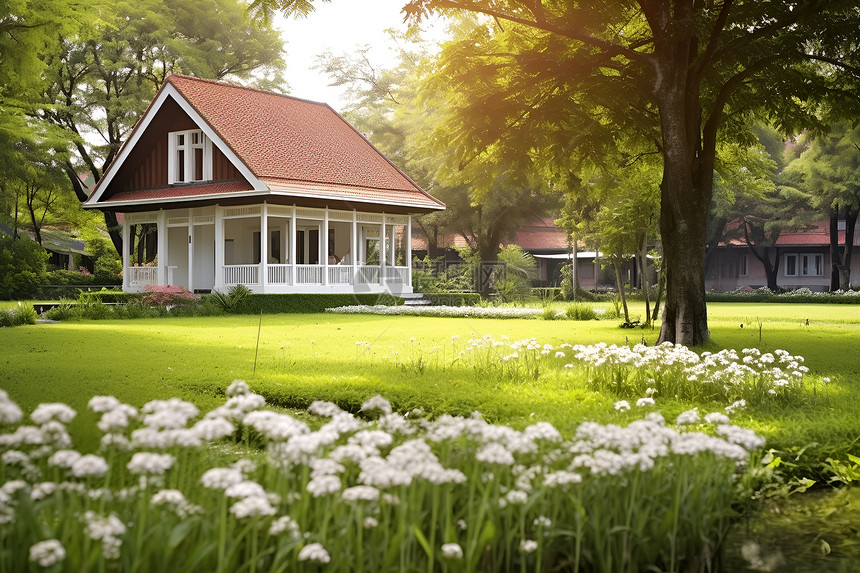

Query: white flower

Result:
[614,400,631,412]
[298,542,331,563]
[31,482,57,501]
[269,515,301,537]
[675,408,700,425]
[29,539,66,567]
[523,422,562,442]
[441,543,463,559]
[97,406,137,432]
[725,399,746,414]
[360,395,393,415]
[127,452,175,475]
[533,516,552,528]
[704,412,730,425]
[88,396,122,413]
[636,398,655,407]
[364,516,378,529]
[307,475,341,497]
[225,481,268,499]
[520,539,538,554]
[308,401,344,417]
[342,485,380,502]
[70,454,109,478]
[31,403,76,425]
[0,400,23,424]
[201,467,244,490]
[226,380,250,397]
[84,512,126,559]
[475,443,515,465]
[192,417,234,441]
[230,496,276,519]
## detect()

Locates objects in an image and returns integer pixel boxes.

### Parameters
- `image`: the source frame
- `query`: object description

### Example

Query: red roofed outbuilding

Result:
[85,75,444,294]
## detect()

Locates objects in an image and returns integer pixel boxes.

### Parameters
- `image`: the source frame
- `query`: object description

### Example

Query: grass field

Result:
[1,301,859,571]
[2,302,858,467]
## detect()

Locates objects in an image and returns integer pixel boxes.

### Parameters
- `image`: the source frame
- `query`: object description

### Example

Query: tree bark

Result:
[654,40,711,346]
[838,210,857,290]
[613,259,630,323]
[829,211,841,291]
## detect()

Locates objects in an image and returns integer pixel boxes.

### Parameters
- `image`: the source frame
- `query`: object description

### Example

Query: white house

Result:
[84,75,444,294]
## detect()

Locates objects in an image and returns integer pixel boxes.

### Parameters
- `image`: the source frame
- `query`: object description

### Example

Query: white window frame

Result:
[784,253,823,277]
[784,254,798,277]
[168,129,212,184]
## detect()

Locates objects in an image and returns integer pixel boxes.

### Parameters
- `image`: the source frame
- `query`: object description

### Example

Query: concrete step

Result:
[401,293,431,306]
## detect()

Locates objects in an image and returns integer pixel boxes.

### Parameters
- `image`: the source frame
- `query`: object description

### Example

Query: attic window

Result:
[168,129,212,184]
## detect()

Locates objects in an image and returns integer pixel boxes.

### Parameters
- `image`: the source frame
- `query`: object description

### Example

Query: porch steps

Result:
[401,293,431,306]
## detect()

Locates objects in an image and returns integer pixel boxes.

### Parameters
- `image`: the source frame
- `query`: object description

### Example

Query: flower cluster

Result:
[0,384,765,572]
[327,304,542,318]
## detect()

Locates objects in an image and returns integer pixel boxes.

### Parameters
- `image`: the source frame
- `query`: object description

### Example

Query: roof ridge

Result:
[166,74,330,108]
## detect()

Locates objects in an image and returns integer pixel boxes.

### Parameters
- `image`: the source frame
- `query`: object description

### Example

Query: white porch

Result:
[122,204,413,295]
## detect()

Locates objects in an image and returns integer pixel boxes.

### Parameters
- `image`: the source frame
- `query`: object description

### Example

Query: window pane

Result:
[177,134,185,147]
[177,151,185,182]
[786,255,796,276]
[194,147,203,180]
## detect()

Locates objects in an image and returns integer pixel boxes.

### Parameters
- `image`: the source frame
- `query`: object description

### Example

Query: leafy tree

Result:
[316,29,557,273]
[40,0,287,253]
[0,234,48,300]
[374,0,860,346]
[785,123,860,290]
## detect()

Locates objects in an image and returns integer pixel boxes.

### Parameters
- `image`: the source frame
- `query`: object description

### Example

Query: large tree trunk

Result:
[829,211,842,291]
[613,259,630,323]
[654,55,711,346]
[839,210,857,290]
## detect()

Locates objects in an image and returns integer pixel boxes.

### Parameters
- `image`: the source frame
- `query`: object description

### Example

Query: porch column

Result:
[187,221,194,292]
[290,206,297,286]
[388,222,396,265]
[322,208,329,286]
[214,205,225,291]
[351,210,358,285]
[379,216,386,285]
[261,202,268,292]
[407,215,412,288]
[122,217,130,291]
[157,210,167,286]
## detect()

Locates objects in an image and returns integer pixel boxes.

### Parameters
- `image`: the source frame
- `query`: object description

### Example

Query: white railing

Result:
[357,265,379,284]
[268,264,292,285]
[328,266,354,285]
[127,266,158,288]
[384,266,409,284]
[224,265,259,286]
[296,264,323,285]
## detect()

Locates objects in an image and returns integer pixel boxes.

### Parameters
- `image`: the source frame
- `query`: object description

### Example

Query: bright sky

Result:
[275,0,447,111]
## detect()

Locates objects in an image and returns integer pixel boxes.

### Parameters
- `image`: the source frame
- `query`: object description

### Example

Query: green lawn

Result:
[2,303,858,471]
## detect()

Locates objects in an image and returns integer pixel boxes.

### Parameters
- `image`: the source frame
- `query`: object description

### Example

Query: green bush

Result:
[565,303,599,320]
[0,234,48,299]
[211,284,252,313]
[43,270,100,286]
[532,287,562,302]
[706,287,860,304]
[78,290,142,304]
[423,292,482,306]
[233,293,403,314]
[541,306,559,320]
[93,254,123,283]
[0,303,38,327]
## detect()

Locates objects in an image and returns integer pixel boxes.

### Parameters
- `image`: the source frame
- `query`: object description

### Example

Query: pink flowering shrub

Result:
[78,266,93,276]
[143,285,200,307]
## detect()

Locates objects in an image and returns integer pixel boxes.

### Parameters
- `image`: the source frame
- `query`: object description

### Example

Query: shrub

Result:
[211,284,252,313]
[143,285,200,307]
[565,303,599,321]
[233,293,403,314]
[43,270,100,286]
[0,234,48,300]
[541,306,560,320]
[78,290,142,305]
[0,303,38,327]
[93,254,123,283]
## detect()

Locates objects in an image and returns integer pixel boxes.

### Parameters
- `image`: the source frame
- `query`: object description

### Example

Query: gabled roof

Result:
[720,219,856,247]
[86,75,444,212]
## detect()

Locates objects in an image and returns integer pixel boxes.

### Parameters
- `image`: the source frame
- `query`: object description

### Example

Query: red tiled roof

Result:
[167,75,443,208]
[720,219,854,247]
[103,180,254,203]
[262,178,443,209]
[412,218,571,251]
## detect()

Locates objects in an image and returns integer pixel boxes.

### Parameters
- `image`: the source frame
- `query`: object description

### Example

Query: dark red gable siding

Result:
[106,96,245,198]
